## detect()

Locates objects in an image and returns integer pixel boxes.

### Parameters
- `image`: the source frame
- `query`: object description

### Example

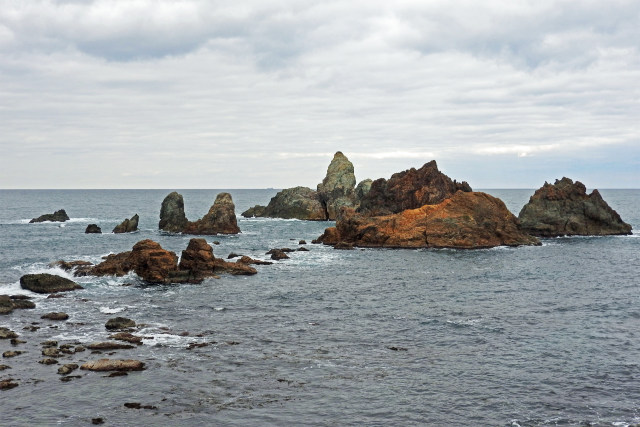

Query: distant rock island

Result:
[113,214,139,233]
[518,177,632,237]
[30,209,70,223]
[159,192,240,235]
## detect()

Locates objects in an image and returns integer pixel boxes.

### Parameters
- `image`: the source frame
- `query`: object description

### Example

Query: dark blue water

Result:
[0,189,639,426]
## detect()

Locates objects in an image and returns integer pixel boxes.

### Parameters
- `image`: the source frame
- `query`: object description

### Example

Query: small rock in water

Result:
[387,346,408,352]
[0,364,11,371]
[87,342,135,350]
[42,348,60,357]
[41,312,69,321]
[38,358,58,365]
[0,327,19,339]
[58,364,79,375]
[2,351,24,358]
[124,402,157,410]
[105,317,136,330]
[107,372,128,377]
[269,249,290,260]
[108,332,143,344]
[80,359,145,371]
[41,340,58,347]
[299,240,307,245]
[0,379,19,390]
[10,339,26,345]
[91,418,105,425]
[60,375,82,382]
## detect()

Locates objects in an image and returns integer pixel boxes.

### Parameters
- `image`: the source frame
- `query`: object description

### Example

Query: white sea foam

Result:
[99,306,125,314]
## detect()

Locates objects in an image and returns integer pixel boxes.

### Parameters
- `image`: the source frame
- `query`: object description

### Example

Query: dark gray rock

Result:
[159,192,188,232]
[85,224,102,234]
[105,317,136,330]
[242,187,326,220]
[317,151,358,220]
[113,214,139,233]
[20,274,83,294]
[30,209,70,223]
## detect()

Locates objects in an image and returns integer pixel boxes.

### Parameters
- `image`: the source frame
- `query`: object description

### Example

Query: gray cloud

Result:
[0,1,638,188]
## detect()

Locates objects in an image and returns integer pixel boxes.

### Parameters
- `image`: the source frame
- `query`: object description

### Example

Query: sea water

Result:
[0,189,638,426]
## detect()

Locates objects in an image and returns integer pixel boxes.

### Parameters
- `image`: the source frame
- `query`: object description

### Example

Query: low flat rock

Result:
[41,312,69,321]
[87,342,135,350]
[105,317,136,330]
[30,209,70,223]
[80,359,145,372]
[20,274,83,294]
[0,328,19,339]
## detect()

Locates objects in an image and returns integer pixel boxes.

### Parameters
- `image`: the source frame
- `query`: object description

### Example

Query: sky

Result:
[0,0,638,189]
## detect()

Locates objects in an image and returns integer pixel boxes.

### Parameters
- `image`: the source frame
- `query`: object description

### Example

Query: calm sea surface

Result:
[0,189,639,426]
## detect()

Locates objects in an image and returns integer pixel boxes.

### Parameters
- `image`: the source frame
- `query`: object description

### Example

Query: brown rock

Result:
[58,364,79,375]
[213,258,257,275]
[42,348,61,357]
[269,249,290,260]
[109,332,143,344]
[182,193,241,235]
[177,238,218,282]
[518,177,633,237]
[29,209,70,223]
[91,240,179,283]
[357,160,472,216]
[80,359,145,371]
[41,312,69,321]
[3,351,24,358]
[105,317,136,330]
[0,379,18,390]
[87,342,135,350]
[0,295,13,315]
[112,214,139,233]
[317,191,540,249]
[38,358,58,365]
[237,256,273,265]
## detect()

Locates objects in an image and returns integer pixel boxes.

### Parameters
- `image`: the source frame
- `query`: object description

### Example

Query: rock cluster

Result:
[357,160,472,216]
[518,178,632,237]
[113,214,139,233]
[159,192,240,235]
[29,209,70,223]
[242,187,326,220]
[316,191,540,249]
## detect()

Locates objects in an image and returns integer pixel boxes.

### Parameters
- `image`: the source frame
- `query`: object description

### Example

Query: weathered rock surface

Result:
[178,238,257,280]
[0,379,19,390]
[0,328,18,339]
[237,256,273,265]
[91,240,179,283]
[182,193,240,235]
[160,192,240,235]
[106,317,136,331]
[87,342,135,350]
[50,260,94,276]
[80,359,145,372]
[113,214,139,233]
[85,224,102,234]
[317,151,358,220]
[41,312,69,321]
[269,249,290,260]
[317,191,540,249]
[355,179,373,200]
[58,364,79,375]
[109,332,143,344]
[357,160,472,216]
[159,192,189,232]
[20,274,83,294]
[30,209,70,223]
[518,177,633,237]
[242,187,326,220]
[0,296,13,315]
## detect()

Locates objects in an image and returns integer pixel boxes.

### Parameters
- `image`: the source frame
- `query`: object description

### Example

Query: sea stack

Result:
[317,151,358,220]
[113,214,139,233]
[159,192,189,232]
[518,177,632,237]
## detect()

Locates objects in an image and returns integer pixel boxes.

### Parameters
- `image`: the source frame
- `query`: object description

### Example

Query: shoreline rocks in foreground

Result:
[159,192,240,235]
[29,209,70,223]
[316,191,540,249]
[518,177,632,237]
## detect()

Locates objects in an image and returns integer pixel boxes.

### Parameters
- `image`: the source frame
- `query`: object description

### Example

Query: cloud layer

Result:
[1,0,638,188]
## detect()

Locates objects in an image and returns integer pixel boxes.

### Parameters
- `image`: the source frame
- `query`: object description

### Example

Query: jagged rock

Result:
[85,224,102,234]
[159,192,189,232]
[317,152,358,220]
[29,209,70,223]
[242,187,326,220]
[113,214,139,233]
[41,312,69,321]
[160,192,240,235]
[91,240,179,283]
[80,359,145,372]
[355,179,373,200]
[182,193,240,235]
[518,177,633,237]
[317,191,540,249]
[177,238,219,282]
[105,317,136,331]
[20,274,83,294]
[49,260,94,276]
[357,160,472,216]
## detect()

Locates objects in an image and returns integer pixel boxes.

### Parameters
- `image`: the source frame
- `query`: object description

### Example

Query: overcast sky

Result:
[1,0,638,189]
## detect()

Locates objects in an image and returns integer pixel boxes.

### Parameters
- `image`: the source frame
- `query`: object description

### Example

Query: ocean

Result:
[0,189,639,426]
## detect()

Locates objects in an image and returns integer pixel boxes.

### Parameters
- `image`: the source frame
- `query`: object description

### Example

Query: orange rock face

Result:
[318,191,540,249]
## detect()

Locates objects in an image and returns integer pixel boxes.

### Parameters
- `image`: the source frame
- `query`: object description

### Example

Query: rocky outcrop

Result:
[113,214,139,233]
[90,239,179,283]
[159,192,188,232]
[355,179,372,200]
[20,273,83,294]
[242,187,326,220]
[178,238,257,280]
[317,151,358,220]
[160,192,240,235]
[182,193,240,235]
[85,224,102,234]
[357,160,472,216]
[518,177,633,237]
[317,191,540,249]
[30,209,70,223]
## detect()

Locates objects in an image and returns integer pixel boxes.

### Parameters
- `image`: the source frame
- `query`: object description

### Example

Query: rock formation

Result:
[113,214,139,233]
[159,192,240,235]
[19,273,84,294]
[317,151,358,220]
[80,359,145,372]
[316,191,540,249]
[357,160,472,216]
[355,179,372,200]
[85,224,102,234]
[242,187,326,220]
[182,193,240,235]
[518,177,632,237]
[87,238,255,284]
[30,209,70,223]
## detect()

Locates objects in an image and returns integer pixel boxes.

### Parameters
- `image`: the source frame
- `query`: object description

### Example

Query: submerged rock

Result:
[357,160,472,216]
[317,151,358,220]
[80,359,145,372]
[20,274,83,294]
[29,209,70,223]
[242,186,326,220]
[85,224,102,234]
[317,191,540,249]
[518,177,633,237]
[112,214,139,233]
